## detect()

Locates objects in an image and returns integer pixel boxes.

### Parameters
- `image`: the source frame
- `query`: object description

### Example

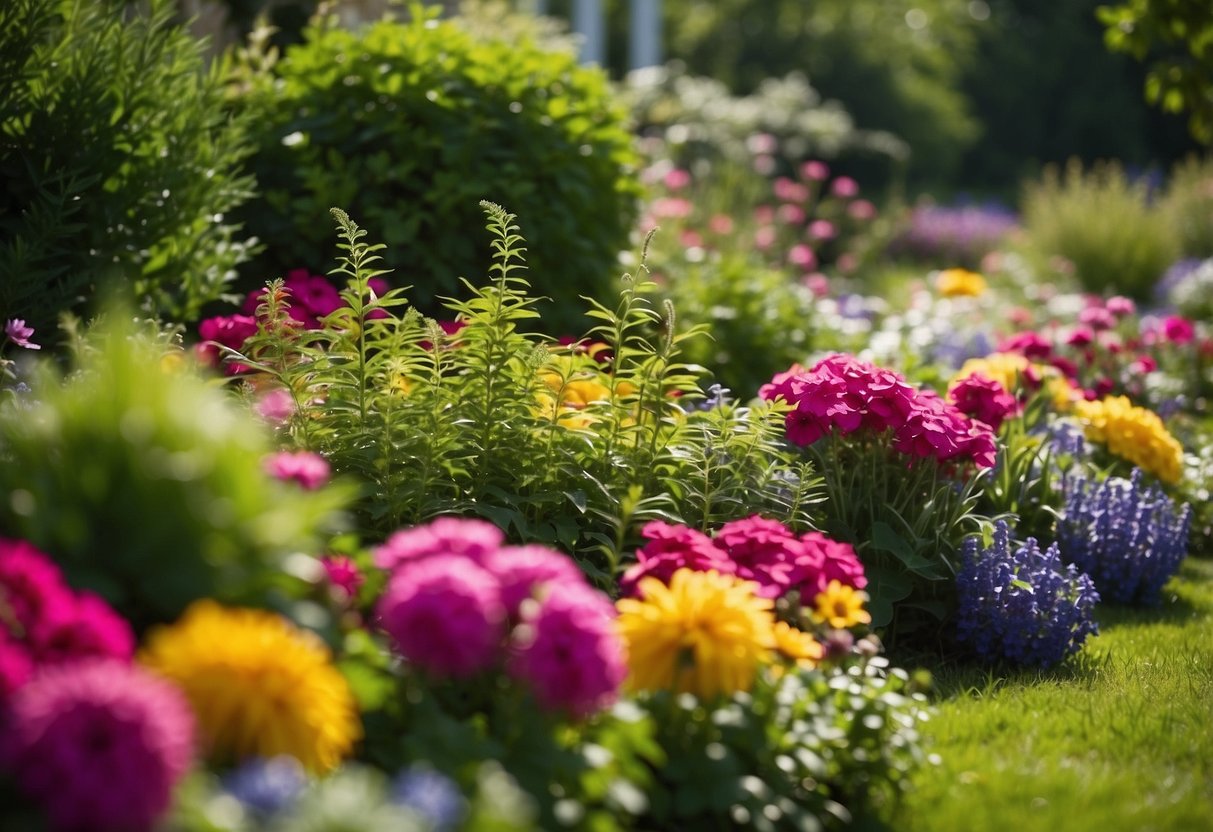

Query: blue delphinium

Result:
[1058,469,1192,605]
[389,766,466,832]
[957,520,1100,667]
[222,755,307,816]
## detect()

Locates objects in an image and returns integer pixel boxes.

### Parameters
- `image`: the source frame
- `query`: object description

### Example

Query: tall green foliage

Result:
[0,0,255,333]
[232,3,640,333]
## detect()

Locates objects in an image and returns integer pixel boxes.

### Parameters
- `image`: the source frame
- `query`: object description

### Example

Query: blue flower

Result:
[1058,469,1191,605]
[222,755,307,816]
[389,766,466,831]
[957,520,1100,667]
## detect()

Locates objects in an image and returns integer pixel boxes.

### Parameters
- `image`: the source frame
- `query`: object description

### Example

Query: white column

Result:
[572,0,606,66]
[628,0,662,70]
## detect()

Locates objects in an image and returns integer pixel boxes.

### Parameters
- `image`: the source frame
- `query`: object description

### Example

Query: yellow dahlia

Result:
[616,569,775,700]
[1073,395,1184,484]
[140,600,361,773]
[772,621,823,669]
[935,268,988,298]
[952,352,1030,395]
[812,580,872,629]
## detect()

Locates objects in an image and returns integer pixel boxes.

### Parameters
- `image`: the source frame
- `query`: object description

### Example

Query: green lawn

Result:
[887,558,1213,832]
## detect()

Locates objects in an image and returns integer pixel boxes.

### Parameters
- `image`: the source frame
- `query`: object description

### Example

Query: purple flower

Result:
[957,521,1100,667]
[1,659,195,832]
[483,545,587,614]
[390,767,466,832]
[264,451,330,490]
[373,517,504,573]
[508,583,625,717]
[376,555,505,677]
[223,756,307,816]
[4,319,39,350]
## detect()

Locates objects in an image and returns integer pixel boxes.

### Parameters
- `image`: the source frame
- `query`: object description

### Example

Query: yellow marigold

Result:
[1073,395,1184,484]
[772,621,823,669]
[951,352,1030,395]
[616,569,776,700]
[812,580,872,629]
[140,600,361,773]
[936,268,988,298]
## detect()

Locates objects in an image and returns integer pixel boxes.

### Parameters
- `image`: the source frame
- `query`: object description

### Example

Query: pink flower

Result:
[1065,326,1095,347]
[773,177,808,203]
[998,330,1052,359]
[35,592,135,665]
[836,253,859,273]
[284,269,344,321]
[754,225,777,250]
[1162,316,1196,344]
[196,314,258,374]
[619,521,733,596]
[794,532,866,597]
[650,197,693,219]
[788,244,817,269]
[1078,306,1116,331]
[778,203,806,225]
[0,632,32,699]
[508,584,624,717]
[807,220,837,241]
[4,319,40,350]
[373,517,504,573]
[708,214,735,235]
[2,659,195,832]
[1105,296,1136,317]
[801,160,830,182]
[663,168,692,190]
[680,229,703,248]
[712,515,804,597]
[947,374,1020,431]
[255,388,296,424]
[484,545,587,614]
[746,132,778,155]
[264,451,330,490]
[377,556,505,677]
[830,176,859,198]
[320,555,364,599]
[0,538,74,652]
[847,199,877,221]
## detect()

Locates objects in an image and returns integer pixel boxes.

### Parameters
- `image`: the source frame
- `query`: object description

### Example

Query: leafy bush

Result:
[221,205,820,583]
[0,0,255,334]
[956,520,1100,667]
[1022,159,1181,299]
[0,314,349,626]
[1162,155,1213,258]
[1058,469,1192,605]
[231,3,640,332]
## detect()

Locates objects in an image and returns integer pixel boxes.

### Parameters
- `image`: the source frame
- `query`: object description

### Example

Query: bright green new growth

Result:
[0,314,350,627]
[232,2,640,333]
[0,0,255,334]
[233,204,820,582]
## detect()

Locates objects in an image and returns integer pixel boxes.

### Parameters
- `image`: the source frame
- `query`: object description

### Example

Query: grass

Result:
[883,557,1213,832]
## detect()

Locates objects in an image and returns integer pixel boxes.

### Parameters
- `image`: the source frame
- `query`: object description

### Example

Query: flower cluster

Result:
[620,517,867,603]
[140,600,362,773]
[947,373,1020,430]
[1057,470,1192,605]
[1072,395,1184,484]
[889,203,1018,266]
[956,521,1100,667]
[0,538,134,697]
[761,354,997,468]
[374,517,625,717]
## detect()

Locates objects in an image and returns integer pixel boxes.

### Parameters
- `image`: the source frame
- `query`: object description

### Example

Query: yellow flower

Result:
[812,580,872,629]
[936,268,988,298]
[389,373,413,397]
[951,352,1029,395]
[616,569,776,700]
[140,600,361,773]
[1073,395,1184,484]
[772,621,823,669]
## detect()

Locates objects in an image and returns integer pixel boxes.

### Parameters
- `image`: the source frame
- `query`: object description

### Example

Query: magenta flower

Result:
[484,545,587,614]
[1162,316,1196,344]
[807,220,837,241]
[663,168,692,190]
[4,319,40,350]
[373,517,504,573]
[797,532,867,596]
[948,374,1020,431]
[195,314,258,374]
[508,583,624,717]
[376,556,505,677]
[830,176,859,198]
[1078,305,1116,330]
[35,591,135,665]
[788,243,817,269]
[0,632,32,699]
[320,555,364,599]
[998,330,1052,359]
[619,521,734,596]
[801,160,830,182]
[712,515,805,597]
[773,177,809,203]
[255,388,296,424]
[2,659,195,832]
[1105,296,1136,317]
[264,450,330,490]
[0,538,75,652]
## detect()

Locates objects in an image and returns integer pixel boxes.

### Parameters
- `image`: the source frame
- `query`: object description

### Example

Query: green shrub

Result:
[0,314,349,627]
[232,3,640,333]
[224,205,820,582]
[0,0,255,335]
[1022,159,1181,299]
[1163,154,1213,258]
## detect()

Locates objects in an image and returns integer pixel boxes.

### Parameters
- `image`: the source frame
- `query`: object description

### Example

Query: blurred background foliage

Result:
[179,0,1204,199]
